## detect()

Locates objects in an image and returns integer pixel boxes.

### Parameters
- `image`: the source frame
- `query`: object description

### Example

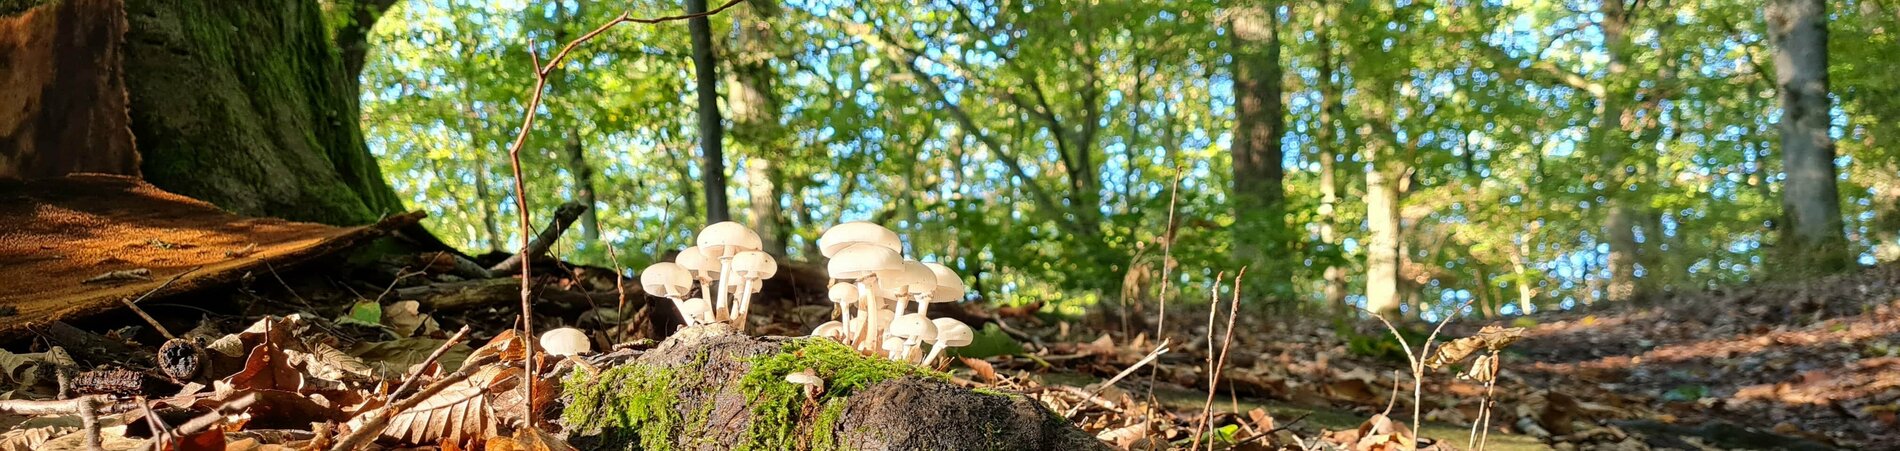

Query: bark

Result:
[1597,0,1640,302]
[1314,5,1348,314]
[1768,0,1850,271]
[124,0,404,225]
[730,0,788,255]
[1228,3,1288,279]
[687,0,731,223]
[1365,150,1403,316]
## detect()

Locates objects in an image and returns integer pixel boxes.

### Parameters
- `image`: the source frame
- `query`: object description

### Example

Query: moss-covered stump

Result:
[560,324,1108,451]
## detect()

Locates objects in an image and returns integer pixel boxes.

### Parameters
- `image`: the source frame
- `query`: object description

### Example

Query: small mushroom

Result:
[810,320,846,341]
[874,260,936,325]
[677,296,714,326]
[728,250,777,329]
[827,243,903,350]
[886,313,938,362]
[539,327,592,357]
[827,283,860,344]
[785,369,825,400]
[696,222,763,325]
[921,318,974,366]
[675,246,723,320]
[640,262,697,326]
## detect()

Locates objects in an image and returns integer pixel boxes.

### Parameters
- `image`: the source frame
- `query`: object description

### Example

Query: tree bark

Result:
[687,0,731,223]
[1228,3,1288,283]
[1313,4,1349,315]
[1365,149,1403,316]
[1768,0,1850,271]
[124,0,404,226]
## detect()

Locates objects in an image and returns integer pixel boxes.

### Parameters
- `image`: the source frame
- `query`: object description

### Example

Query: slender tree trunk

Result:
[564,133,601,241]
[1768,0,1849,271]
[474,161,504,252]
[1228,3,1287,279]
[1365,148,1403,316]
[729,0,787,255]
[1314,5,1348,314]
[330,0,399,101]
[687,0,730,223]
[1597,0,1640,302]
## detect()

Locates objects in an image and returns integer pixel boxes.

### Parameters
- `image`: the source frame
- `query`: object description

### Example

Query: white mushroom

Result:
[921,318,974,366]
[886,313,938,362]
[640,262,697,326]
[816,221,902,258]
[827,243,902,351]
[677,296,713,326]
[539,327,592,357]
[919,262,966,317]
[826,283,860,344]
[696,222,763,325]
[810,320,846,341]
[874,260,934,326]
[675,246,722,320]
[728,250,777,329]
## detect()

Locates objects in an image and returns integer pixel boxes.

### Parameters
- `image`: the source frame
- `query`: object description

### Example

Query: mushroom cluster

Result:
[810,222,975,365]
[640,221,777,332]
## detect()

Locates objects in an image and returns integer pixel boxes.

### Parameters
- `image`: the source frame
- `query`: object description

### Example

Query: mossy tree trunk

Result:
[121,0,403,225]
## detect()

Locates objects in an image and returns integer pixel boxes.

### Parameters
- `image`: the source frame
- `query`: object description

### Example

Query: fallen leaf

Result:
[486,426,577,451]
[961,357,999,383]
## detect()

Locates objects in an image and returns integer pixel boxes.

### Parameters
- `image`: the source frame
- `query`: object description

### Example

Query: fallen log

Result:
[488,202,588,276]
[558,324,1108,451]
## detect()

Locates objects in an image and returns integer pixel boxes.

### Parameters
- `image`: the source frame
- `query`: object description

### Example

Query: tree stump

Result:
[559,324,1108,451]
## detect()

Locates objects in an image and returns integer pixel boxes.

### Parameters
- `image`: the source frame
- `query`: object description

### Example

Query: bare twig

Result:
[391,326,473,398]
[117,266,203,340]
[1357,297,1478,447]
[0,395,111,451]
[1191,268,1246,451]
[1063,339,1170,417]
[496,0,745,425]
[1145,167,1184,401]
[604,245,631,342]
[135,393,260,451]
[328,353,500,451]
[487,202,588,275]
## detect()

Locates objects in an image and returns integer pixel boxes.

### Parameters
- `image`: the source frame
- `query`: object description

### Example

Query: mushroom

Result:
[539,327,592,357]
[886,313,938,362]
[880,336,909,361]
[785,369,825,400]
[816,221,902,258]
[696,222,763,325]
[728,250,777,329]
[827,243,902,350]
[874,260,934,327]
[919,262,966,316]
[676,296,713,326]
[921,318,974,366]
[675,246,723,320]
[640,262,697,326]
[810,320,846,341]
[826,283,860,343]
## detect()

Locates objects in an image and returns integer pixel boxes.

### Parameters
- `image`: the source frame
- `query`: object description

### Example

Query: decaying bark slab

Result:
[559,325,1108,451]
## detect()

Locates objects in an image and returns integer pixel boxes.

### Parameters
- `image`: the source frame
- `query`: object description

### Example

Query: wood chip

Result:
[82,268,151,284]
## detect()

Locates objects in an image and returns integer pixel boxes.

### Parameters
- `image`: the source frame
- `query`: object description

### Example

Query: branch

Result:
[487,202,588,275]
[327,354,500,451]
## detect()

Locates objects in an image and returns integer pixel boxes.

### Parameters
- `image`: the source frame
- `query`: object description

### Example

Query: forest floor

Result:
[1,218,1895,450]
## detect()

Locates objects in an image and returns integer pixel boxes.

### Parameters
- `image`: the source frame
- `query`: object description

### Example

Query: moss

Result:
[562,363,687,451]
[736,338,947,450]
[808,398,849,451]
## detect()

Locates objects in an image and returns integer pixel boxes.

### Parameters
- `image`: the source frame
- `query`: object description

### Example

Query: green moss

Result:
[562,363,686,451]
[736,338,947,451]
[808,398,849,451]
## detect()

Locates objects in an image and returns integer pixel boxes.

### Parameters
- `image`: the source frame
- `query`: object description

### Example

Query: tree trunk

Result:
[1228,3,1287,279]
[1365,151,1403,316]
[124,0,404,226]
[687,0,731,223]
[729,0,788,255]
[1596,0,1640,303]
[329,0,398,102]
[1313,5,1348,315]
[1768,0,1850,271]
[564,133,601,242]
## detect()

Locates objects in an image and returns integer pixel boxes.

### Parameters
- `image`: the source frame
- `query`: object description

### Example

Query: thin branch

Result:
[328,354,500,451]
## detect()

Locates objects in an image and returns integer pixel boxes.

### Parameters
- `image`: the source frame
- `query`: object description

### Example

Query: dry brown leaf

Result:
[961,357,999,383]
[1424,325,1525,370]
[349,338,473,380]
[381,300,437,337]
[375,366,504,448]
[485,426,577,451]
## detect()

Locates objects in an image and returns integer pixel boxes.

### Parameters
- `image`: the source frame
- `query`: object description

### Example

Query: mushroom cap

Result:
[881,336,907,354]
[677,297,712,318]
[639,262,693,298]
[722,276,764,293]
[826,283,860,304]
[923,262,966,302]
[675,246,721,279]
[887,313,938,341]
[931,318,975,347]
[827,243,902,280]
[538,327,591,357]
[817,222,902,258]
[731,250,778,279]
[785,370,823,386]
[696,221,763,256]
[811,321,845,340]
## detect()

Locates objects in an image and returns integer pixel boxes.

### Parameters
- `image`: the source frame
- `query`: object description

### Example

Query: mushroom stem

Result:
[915,293,932,318]
[856,281,877,351]
[670,297,696,327]
[714,257,735,323]
[733,279,756,330]
[837,299,855,344]
[890,296,910,331]
[921,340,948,367]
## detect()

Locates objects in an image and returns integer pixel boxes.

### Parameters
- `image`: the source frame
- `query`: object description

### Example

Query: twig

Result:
[1191,268,1246,451]
[1063,339,1170,417]
[1357,297,1478,447]
[487,202,588,275]
[0,396,111,451]
[328,353,500,451]
[117,266,203,340]
[135,393,260,451]
[1145,167,1184,401]
[497,0,746,428]
[391,326,473,398]
[604,245,631,342]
